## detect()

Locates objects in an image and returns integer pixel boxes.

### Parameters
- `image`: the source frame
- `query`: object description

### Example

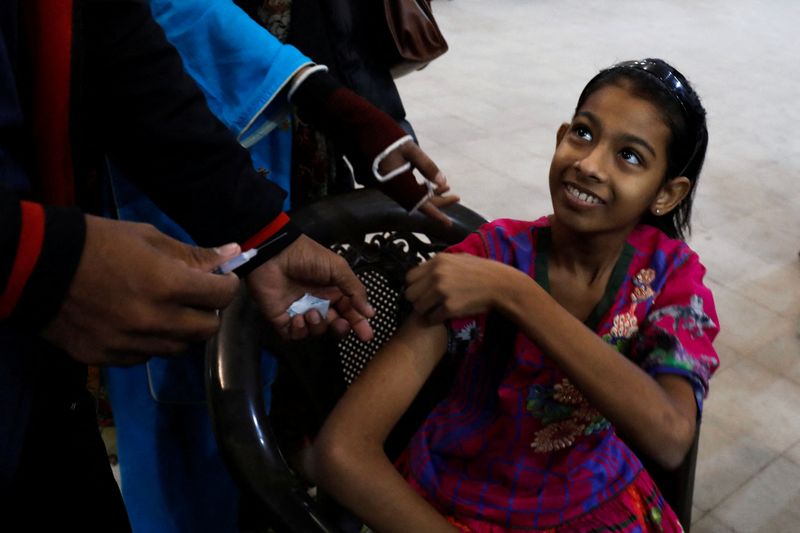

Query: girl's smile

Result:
[564,182,605,206]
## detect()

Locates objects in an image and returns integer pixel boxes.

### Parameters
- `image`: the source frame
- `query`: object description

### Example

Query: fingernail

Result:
[214,243,240,256]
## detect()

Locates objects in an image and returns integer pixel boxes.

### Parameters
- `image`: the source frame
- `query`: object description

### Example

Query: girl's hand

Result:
[404,253,516,322]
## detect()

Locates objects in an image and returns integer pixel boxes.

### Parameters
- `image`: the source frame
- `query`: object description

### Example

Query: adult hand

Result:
[42,215,241,366]
[246,234,375,342]
[380,140,460,227]
[405,253,517,322]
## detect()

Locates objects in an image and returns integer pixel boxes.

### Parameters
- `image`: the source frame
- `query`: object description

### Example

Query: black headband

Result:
[615,59,703,176]
[617,60,692,116]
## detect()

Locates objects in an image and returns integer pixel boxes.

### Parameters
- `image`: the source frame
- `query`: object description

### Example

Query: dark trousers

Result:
[1,330,130,531]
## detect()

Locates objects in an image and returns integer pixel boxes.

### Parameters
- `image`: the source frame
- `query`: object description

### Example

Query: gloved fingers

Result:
[431,174,452,195]
[396,140,442,186]
[374,135,414,181]
[419,191,462,225]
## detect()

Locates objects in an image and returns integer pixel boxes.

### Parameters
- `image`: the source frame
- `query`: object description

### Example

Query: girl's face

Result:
[548,82,673,238]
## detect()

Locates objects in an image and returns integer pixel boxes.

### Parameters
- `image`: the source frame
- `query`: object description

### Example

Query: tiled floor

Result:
[398,1,800,531]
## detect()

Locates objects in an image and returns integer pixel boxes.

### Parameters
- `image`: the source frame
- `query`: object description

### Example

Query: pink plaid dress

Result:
[398,217,720,531]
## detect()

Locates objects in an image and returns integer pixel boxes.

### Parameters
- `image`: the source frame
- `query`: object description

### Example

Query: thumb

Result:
[144,227,243,271]
[183,242,242,272]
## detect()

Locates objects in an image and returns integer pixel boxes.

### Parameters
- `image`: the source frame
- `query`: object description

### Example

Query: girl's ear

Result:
[650,176,691,216]
[556,123,570,146]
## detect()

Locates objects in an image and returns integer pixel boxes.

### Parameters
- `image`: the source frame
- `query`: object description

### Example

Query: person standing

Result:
[0,1,373,529]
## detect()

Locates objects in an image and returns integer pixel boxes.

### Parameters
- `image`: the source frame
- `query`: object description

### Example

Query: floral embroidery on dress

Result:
[610,312,638,338]
[632,268,656,301]
[553,379,584,405]
[530,419,584,452]
[526,268,660,453]
[603,268,658,350]
[647,294,716,338]
[604,266,718,418]
[527,378,610,453]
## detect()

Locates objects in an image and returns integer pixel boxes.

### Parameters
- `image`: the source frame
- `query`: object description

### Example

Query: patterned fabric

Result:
[439,471,682,532]
[255,0,352,208]
[400,217,719,530]
[256,0,292,40]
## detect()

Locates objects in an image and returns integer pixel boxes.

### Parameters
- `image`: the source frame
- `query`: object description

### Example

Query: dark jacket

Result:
[286,0,407,123]
[0,0,297,484]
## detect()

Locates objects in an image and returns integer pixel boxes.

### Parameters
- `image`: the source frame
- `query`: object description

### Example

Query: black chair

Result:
[205,189,700,532]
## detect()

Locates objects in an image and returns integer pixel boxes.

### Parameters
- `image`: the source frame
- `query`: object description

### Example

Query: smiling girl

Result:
[308,59,719,532]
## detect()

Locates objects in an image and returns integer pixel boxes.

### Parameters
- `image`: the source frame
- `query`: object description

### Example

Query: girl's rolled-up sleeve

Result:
[633,251,720,415]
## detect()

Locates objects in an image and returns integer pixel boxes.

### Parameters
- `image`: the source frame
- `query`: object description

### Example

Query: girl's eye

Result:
[572,125,592,141]
[620,149,642,166]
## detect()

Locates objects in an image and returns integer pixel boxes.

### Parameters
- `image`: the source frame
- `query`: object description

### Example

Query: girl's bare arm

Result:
[307,314,457,533]
[406,253,697,469]
[501,272,697,468]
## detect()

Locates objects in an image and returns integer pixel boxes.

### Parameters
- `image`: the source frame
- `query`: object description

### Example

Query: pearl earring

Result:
[655,208,661,215]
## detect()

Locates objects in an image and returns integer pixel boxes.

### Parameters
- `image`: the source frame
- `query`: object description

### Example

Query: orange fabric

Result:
[25,0,75,205]
[0,202,46,319]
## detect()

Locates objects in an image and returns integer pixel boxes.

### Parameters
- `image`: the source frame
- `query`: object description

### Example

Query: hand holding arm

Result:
[245,234,375,342]
[407,248,699,468]
[405,252,519,321]
[42,215,241,366]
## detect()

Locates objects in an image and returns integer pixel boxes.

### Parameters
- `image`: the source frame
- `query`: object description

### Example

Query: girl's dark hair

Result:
[575,58,708,240]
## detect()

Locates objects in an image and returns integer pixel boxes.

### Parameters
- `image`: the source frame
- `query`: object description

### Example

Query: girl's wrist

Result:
[497,267,546,321]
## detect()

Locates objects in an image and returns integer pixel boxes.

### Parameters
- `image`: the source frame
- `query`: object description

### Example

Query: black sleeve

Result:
[1,6,86,330]
[77,0,292,249]
[0,187,86,329]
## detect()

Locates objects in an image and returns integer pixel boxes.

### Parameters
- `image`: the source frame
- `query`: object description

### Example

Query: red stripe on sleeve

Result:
[0,202,47,319]
[241,212,290,251]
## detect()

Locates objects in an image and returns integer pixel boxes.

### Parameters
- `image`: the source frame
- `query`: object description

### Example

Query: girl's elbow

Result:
[308,432,351,483]
[654,417,696,470]
[309,427,380,485]
[657,446,689,471]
